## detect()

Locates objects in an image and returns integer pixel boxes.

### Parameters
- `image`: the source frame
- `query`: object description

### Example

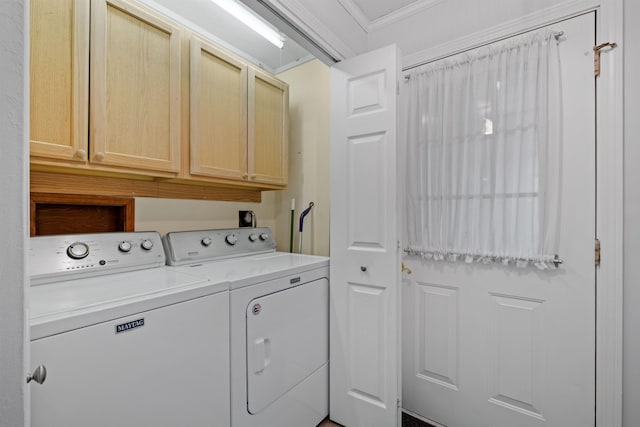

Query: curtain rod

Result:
[402,30,564,78]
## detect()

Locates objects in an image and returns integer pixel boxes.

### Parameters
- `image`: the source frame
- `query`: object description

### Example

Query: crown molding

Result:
[337,0,446,33]
[267,0,357,60]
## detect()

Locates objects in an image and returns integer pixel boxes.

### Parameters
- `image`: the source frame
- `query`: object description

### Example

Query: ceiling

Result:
[138,0,442,72]
[139,0,314,74]
[350,0,419,22]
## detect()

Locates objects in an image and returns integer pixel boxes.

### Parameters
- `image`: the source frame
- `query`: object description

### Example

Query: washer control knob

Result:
[67,242,89,259]
[141,239,154,251]
[259,233,269,241]
[248,234,258,242]
[201,237,212,247]
[225,233,239,245]
[118,241,132,253]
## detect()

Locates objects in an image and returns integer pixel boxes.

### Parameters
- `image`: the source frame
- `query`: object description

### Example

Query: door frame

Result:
[2,0,29,426]
[399,0,624,425]
[594,1,624,425]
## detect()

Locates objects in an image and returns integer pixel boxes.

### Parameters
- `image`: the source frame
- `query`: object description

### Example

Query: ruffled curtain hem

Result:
[404,246,560,270]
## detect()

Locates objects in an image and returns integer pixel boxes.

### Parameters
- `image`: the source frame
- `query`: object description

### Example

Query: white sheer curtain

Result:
[404,30,562,269]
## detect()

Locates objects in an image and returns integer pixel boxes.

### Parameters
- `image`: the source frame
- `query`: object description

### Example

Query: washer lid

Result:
[30,267,227,340]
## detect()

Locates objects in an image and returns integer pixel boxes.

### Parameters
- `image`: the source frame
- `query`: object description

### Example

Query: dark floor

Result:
[318,419,341,426]
[402,412,437,427]
[318,413,436,427]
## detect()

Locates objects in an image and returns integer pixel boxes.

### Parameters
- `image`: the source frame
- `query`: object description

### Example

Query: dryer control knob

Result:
[201,237,212,247]
[118,241,132,252]
[259,233,269,241]
[225,233,239,245]
[67,242,89,259]
[248,234,258,242]
[141,239,154,251]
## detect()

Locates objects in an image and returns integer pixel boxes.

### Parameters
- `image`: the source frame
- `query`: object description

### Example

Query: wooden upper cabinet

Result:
[90,0,181,173]
[30,0,89,163]
[248,67,289,186]
[190,37,248,180]
[30,0,288,194]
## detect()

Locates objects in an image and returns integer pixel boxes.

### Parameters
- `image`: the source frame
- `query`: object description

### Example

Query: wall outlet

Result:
[239,210,254,227]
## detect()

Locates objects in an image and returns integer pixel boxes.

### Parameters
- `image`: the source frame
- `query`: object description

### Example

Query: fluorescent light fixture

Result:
[210,0,284,48]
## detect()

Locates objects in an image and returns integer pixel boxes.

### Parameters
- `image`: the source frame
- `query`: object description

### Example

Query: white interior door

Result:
[330,44,401,427]
[402,12,596,427]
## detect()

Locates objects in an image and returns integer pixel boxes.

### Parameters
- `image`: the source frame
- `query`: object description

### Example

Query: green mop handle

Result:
[289,199,295,253]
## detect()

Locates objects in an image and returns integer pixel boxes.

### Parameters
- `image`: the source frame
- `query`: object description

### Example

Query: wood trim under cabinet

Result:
[30,171,262,203]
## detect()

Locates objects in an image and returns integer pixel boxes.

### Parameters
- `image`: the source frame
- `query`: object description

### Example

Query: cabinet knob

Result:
[27,365,47,385]
[360,266,367,272]
[74,149,87,160]
[94,152,105,162]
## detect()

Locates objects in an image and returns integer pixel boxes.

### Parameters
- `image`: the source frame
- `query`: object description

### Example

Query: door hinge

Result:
[593,42,618,77]
[595,238,601,267]
[397,80,400,96]
[397,398,401,409]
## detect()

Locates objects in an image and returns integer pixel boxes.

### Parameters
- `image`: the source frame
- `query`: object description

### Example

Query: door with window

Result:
[402,12,596,427]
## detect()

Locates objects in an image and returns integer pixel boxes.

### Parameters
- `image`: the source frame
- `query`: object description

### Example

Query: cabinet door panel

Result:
[190,38,247,179]
[91,0,180,173]
[248,68,288,185]
[30,0,89,162]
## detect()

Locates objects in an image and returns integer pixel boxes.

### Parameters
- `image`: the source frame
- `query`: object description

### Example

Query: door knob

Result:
[360,266,367,272]
[27,365,47,385]
[401,262,412,274]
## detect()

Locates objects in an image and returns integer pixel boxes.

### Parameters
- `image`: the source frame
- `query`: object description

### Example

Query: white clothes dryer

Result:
[29,231,230,427]
[163,227,329,427]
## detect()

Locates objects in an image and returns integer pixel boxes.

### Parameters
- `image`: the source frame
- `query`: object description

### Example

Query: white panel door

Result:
[330,44,401,427]
[402,12,596,427]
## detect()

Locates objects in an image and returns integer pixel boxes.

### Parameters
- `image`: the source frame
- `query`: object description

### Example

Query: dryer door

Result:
[246,278,329,414]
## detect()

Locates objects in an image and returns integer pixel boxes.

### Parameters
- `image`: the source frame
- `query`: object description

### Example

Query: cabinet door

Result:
[90,0,181,173]
[190,38,247,180]
[248,68,289,186]
[30,0,89,163]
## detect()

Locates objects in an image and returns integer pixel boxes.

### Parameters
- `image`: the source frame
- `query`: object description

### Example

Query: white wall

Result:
[623,0,640,424]
[0,1,28,426]
[135,192,277,236]
[275,59,331,256]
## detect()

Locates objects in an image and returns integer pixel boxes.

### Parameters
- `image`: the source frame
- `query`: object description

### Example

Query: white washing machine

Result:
[163,227,329,427]
[29,231,230,427]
